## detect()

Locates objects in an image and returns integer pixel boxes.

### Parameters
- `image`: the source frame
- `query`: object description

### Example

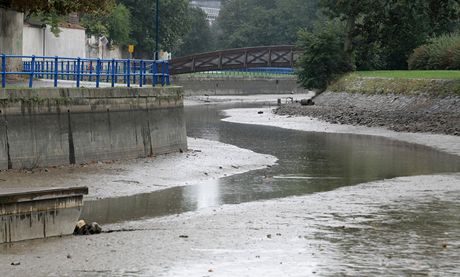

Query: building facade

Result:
[190,0,221,24]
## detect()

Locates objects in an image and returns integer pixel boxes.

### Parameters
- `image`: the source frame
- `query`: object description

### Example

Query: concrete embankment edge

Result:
[173,76,308,96]
[328,75,460,95]
[0,86,187,169]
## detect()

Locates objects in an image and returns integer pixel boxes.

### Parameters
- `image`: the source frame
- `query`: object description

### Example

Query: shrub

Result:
[408,33,460,70]
[296,21,354,92]
[407,45,431,70]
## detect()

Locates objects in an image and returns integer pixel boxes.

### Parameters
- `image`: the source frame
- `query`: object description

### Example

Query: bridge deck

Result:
[170,45,297,75]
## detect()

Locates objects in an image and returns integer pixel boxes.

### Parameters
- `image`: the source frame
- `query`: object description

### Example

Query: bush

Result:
[408,33,460,70]
[296,21,354,92]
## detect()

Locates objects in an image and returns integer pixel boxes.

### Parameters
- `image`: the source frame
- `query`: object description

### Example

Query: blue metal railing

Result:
[225,67,294,75]
[1,54,170,88]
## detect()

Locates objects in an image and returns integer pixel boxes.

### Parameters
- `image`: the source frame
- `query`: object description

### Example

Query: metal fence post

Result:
[106,61,110,82]
[54,56,58,87]
[96,58,101,88]
[127,59,131,87]
[153,62,157,87]
[89,61,93,81]
[123,61,126,84]
[80,60,85,81]
[139,60,144,87]
[66,61,70,80]
[1,54,6,88]
[29,55,36,88]
[76,57,81,88]
[144,62,147,85]
[161,61,165,86]
[111,59,115,87]
[133,61,137,84]
[166,61,170,86]
[114,60,118,84]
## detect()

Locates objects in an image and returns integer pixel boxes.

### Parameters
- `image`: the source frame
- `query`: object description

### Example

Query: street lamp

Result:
[155,0,160,60]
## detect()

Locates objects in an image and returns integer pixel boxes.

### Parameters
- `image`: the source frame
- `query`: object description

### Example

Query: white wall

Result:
[86,36,126,60]
[23,24,86,57]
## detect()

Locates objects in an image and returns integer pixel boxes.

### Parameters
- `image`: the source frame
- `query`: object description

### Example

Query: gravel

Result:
[275,92,460,136]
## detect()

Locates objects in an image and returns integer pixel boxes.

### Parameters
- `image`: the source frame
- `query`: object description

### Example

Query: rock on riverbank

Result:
[275,91,460,136]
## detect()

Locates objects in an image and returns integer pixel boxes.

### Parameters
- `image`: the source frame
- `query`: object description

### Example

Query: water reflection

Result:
[81,104,460,224]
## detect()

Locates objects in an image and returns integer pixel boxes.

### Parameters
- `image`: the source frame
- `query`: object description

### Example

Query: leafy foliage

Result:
[408,33,460,70]
[216,0,319,49]
[81,3,132,46]
[119,0,189,58]
[1,0,114,15]
[319,0,460,70]
[297,21,354,91]
[174,7,213,56]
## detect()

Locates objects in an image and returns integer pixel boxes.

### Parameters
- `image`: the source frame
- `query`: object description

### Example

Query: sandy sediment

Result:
[1,103,460,276]
[0,137,277,200]
[2,173,459,276]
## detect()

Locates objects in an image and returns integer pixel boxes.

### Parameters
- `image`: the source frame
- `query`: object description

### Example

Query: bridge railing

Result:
[1,54,170,88]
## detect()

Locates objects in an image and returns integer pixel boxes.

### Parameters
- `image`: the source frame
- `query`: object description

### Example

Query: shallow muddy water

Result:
[82,104,460,224]
[2,103,460,277]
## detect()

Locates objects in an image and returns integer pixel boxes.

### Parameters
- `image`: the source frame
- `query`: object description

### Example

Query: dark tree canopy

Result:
[120,0,190,58]
[81,3,132,46]
[0,0,114,14]
[175,6,213,56]
[216,0,319,49]
[319,0,460,69]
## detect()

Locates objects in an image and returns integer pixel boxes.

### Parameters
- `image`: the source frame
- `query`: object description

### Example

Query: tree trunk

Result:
[0,8,24,72]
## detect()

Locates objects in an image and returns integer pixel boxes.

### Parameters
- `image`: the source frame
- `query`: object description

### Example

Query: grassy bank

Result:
[354,70,460,80]
[329,71,460,96]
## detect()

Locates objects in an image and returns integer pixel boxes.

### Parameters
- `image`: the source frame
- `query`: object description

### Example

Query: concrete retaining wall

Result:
[0,8,23,71]
[172,76,307,96]
[0,187,88,243]
[23,24,86,58]
[0,87,187,169]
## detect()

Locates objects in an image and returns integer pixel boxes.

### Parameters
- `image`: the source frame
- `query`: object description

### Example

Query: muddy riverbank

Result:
[0,138,276,200]
[1,102,459,276]
[275,91,460,135]
[2,173,459,276]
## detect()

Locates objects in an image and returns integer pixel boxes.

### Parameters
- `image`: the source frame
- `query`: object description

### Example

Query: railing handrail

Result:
[1,54,170,89]
[2,54,168,64]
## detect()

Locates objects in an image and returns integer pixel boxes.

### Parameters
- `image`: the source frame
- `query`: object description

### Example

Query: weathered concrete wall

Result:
[172,76,307,96]
[0,187,87,243]
[23,24,86,58]
[0,87,187,169]
[0,8,23,71]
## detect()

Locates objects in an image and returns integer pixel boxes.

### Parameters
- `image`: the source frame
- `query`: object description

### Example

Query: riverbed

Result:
[0,98,459,276]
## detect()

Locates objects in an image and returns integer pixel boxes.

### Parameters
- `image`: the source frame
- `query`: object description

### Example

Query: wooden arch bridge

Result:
[170,45,297,75]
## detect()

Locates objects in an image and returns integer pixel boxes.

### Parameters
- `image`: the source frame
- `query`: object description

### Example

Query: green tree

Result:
[1,0,114,14]
[319,0,460,69]
[297,21,354,91]
[175,7,213,56]
[81,3,132,46]
[216,0,319,49]
[120,0,189,58]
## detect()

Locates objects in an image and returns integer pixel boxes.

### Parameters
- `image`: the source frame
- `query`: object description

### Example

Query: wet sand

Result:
[0,105,459,276]
[0,137,276,200]
[1,173,458,276]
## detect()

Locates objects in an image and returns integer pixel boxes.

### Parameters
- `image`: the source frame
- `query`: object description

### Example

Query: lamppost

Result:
[155,0,160,60]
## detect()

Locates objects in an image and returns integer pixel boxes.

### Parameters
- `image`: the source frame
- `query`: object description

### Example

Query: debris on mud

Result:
[73,220,102,235]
